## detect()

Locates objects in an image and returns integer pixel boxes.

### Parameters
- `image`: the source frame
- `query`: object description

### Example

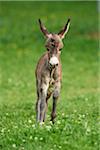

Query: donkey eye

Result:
[59,48,62,51]
[51,38,55,42]
[47,48,49,51]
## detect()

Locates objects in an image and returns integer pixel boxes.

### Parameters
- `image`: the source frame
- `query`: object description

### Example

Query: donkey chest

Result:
[47,77,56,93]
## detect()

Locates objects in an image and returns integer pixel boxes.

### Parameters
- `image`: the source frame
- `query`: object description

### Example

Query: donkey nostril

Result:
[51,43,55,47]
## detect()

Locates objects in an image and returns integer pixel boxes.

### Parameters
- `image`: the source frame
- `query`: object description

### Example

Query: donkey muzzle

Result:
[49,56,59,67]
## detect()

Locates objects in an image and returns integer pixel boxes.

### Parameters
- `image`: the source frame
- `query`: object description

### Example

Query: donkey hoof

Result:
[50,118,55,124]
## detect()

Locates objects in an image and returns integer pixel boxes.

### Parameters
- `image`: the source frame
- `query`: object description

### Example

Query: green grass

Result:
[0,1,99,150]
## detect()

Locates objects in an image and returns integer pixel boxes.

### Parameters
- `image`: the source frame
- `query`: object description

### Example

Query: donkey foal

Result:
[35,18,70,124]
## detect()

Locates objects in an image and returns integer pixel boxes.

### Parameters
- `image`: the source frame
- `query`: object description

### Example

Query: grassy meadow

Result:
[0,1,99,150]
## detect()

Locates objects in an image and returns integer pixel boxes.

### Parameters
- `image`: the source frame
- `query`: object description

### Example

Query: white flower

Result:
[22,139,26,143]
[50,121,52,125]
[30,136,32,140]
[34,137,38,141]
[1,128,5,133]
[82,114,85,118]
[28,119,32,124]
[62,113,65,116]
[58,145,62,149]
[40,137,43,141]
[12,144,16,148]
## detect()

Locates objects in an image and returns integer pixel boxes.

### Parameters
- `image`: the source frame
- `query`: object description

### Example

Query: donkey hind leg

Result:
[51,82,61,124]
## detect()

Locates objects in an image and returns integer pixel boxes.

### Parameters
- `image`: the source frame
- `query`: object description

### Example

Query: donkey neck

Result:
[49,67,56,78]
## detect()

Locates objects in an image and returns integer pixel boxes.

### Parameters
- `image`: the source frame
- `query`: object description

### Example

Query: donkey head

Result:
[38,19,70,67]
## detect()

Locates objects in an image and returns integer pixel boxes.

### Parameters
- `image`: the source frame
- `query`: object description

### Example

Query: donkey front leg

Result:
[36,98,41,122]
[40,82,49,123]
[51,81,61,123]
[36,80,42,122]
[43,91,52,122]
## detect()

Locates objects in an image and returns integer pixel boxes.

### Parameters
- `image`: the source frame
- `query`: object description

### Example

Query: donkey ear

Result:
[38,19,49,38]
[58,18,70,39]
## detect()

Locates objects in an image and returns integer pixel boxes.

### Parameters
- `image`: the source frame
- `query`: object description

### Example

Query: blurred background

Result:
[0,1,99,150]
[0,1,98,103]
